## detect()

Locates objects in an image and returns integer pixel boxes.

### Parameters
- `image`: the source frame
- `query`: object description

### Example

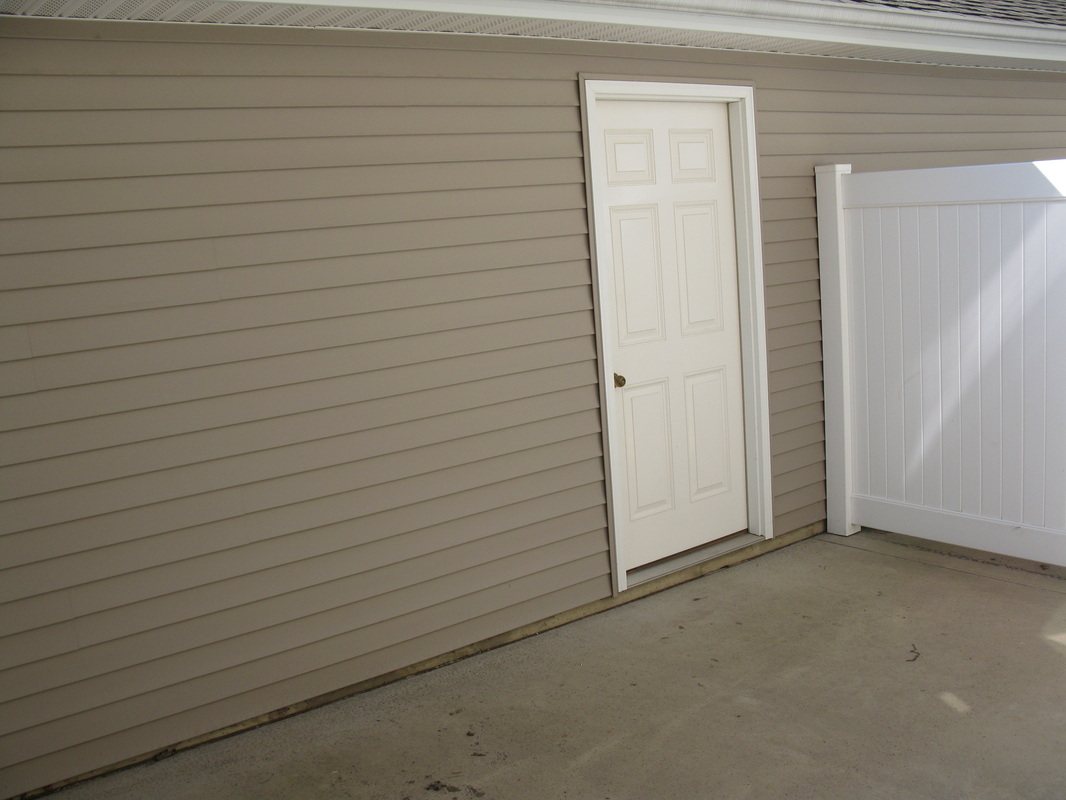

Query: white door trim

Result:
[582,79,774,593]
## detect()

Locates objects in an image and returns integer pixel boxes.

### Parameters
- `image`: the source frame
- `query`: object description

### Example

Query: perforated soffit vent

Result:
[2,0,1066,72]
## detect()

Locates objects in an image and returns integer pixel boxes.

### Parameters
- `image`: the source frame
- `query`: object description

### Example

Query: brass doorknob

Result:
[614,373,627,388]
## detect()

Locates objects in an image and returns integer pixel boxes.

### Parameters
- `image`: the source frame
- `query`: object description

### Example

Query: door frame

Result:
[581,79,774,593]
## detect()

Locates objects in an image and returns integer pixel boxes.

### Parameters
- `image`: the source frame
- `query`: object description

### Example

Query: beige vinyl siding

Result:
[3,16,1066,798]
[0,25,607,796]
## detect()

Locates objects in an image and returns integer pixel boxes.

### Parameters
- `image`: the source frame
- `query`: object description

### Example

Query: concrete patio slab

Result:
[51,532,1066,800]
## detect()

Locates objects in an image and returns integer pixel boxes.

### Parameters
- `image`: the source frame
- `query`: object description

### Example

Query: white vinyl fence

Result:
[817,160,1066,566]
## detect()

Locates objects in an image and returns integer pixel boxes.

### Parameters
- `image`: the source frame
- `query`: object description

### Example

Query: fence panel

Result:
[818,160,1066,566]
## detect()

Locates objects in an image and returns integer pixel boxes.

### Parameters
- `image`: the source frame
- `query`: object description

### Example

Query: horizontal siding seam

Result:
[0,450,607,581]
[773,500,827,533]
[0,310,597,408]
[772,442,826,476]
[0,493,608,681]
[0,201,590,258]
[765,306,822,331]
[0,360,597,458]
[0,526,610,734]
[0,180,589,223]
[0,414,604,541]
[0,381,601,501]
[0,335,599,436]
[775,483,827,511]
[0,235,592,292]
[7,252,588,295]
[0,461,609,646]
[0,476,607,598]
[21,271,594,348]
[0,346,599,459]
[770,403,825,435]
[0,552,610,767]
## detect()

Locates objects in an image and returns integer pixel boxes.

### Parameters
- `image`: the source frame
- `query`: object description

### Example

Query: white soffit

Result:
[2,0,1065,71]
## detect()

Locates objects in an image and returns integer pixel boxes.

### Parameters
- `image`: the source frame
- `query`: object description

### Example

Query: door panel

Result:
[685,367,732,501]
[675,203,724,334]
[623,379,675,520]
[610,205,665,345]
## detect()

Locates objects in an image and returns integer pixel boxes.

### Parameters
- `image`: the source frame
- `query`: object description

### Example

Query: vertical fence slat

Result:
[918,205,943,510]
[1044,202,1066,530]
[882,207,906,502]
[865,208,888,499]
[938,205,963,513]
[1000,203,1026,524]
[978,203,1003,519]
[899,206,924,505]
[850,203,870,500]
[1021,203,1047,528]
[958,203,984,517]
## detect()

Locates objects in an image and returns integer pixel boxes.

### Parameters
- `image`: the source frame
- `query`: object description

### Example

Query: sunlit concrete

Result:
[55,532,1066,800]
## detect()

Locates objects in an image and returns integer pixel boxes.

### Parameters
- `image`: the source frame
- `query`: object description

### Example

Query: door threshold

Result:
[626,532,763,588]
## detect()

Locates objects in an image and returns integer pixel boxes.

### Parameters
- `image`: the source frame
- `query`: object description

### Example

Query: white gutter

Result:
[344,0,1066,62]
[5,0,1066,69]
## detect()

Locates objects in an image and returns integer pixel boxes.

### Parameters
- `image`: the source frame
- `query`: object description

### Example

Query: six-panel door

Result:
[596,98,748,571]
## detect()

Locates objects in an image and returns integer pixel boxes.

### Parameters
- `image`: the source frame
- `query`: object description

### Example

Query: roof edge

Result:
[3,0,1065,70]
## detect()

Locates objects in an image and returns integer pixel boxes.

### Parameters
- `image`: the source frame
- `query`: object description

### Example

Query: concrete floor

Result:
[56,532,1066,800]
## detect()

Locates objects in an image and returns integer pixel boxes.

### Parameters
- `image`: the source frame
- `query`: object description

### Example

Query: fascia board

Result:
[292,0,1066,62]
[6,0,1066,67]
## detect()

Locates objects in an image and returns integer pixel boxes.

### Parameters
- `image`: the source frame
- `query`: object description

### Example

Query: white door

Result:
[593,97,749,572]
